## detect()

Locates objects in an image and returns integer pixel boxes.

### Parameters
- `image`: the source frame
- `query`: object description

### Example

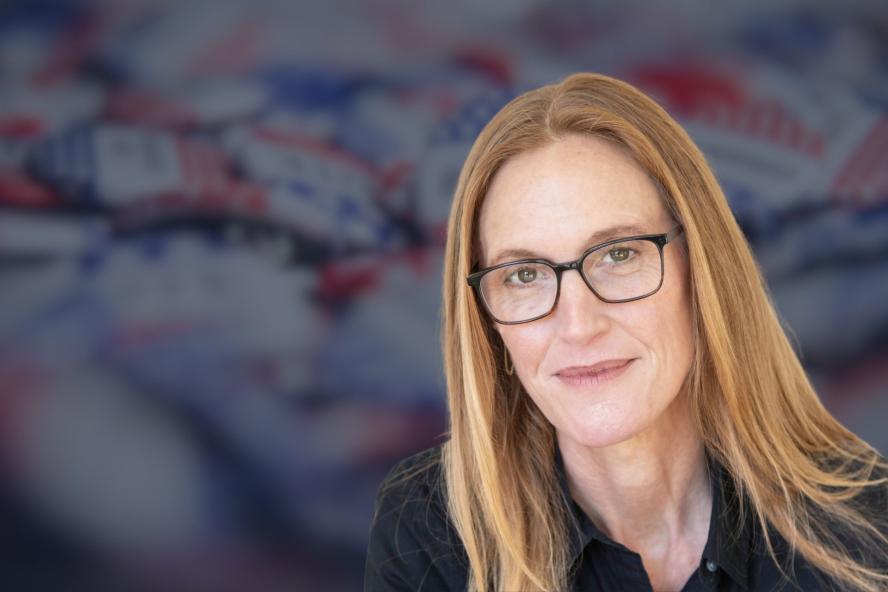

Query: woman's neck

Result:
[557,393,712,590]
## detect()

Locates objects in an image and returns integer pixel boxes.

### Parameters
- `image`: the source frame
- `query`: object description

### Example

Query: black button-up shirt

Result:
[365,445,884,591]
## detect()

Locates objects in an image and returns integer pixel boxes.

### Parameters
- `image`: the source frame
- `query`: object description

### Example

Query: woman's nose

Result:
[554,269,611,342]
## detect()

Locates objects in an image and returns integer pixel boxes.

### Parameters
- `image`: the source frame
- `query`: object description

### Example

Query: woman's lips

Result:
[554,359,635,388]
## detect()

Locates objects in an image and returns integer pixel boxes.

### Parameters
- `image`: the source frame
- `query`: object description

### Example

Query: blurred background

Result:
[1,0,887,589]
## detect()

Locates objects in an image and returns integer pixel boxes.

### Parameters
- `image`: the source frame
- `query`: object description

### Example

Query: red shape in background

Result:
[0,171,61,209]
[631,63,746,116]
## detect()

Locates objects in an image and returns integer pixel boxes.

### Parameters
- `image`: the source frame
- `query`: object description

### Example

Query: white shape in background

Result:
[0,211,108,256]
[771,264,888,366]
[0,27,52,78]
[93,126,185,205]
[0,80,104,135]
[100,0,266,85]
[754,208,888,280]
[9,365,210,556]
[320,249,445,404]
[87,233,323,394]
[338,87,449,168]
[173,80,270,125]
[0,260,81,345]
[227,126,378,199]
[414,141,468,233]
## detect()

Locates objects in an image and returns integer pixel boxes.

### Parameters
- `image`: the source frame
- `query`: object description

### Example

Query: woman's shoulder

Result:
[378,444,446,500]
[372,444,450,531]
[781,453,888,580]
[365,443,468,592]
[826,452,888,522]
[848,455,888,544]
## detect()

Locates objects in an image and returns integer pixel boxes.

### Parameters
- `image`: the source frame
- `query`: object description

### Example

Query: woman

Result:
[365,73,888,591]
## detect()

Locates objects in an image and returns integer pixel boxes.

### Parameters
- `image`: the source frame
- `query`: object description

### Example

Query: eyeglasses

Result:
[466,225,684,325]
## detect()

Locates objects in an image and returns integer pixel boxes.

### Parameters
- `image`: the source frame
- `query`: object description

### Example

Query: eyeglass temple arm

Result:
[665,224,684,243]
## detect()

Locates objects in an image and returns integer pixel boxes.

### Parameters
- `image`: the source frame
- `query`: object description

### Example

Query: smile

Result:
[554,358,635,388]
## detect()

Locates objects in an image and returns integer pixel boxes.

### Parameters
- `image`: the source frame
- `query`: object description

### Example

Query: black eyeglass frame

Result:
[466,225,684,325]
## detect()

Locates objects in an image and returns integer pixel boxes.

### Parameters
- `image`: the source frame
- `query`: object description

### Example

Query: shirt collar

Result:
[557,448,752,590]
[701,458,751,589]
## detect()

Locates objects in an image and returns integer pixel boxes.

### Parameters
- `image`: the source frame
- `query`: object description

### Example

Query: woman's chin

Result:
[558,413,646,450]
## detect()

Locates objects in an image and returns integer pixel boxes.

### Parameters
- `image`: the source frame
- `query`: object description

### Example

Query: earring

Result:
[504,348,514,376]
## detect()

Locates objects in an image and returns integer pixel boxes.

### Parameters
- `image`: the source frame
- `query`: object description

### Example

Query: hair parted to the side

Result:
[440,72,888,592]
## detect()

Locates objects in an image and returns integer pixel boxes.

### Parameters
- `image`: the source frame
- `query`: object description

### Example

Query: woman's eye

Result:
[606,247,633,263]
[506,267,539,284]
[516,268,537,283]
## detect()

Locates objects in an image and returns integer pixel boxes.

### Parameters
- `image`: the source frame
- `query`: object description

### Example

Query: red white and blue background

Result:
[1,0,887,589]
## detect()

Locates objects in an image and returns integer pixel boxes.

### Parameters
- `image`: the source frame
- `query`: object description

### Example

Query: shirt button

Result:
[705,559,718,573]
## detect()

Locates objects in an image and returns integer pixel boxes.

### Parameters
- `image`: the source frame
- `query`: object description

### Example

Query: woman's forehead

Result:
[477,136,667,266]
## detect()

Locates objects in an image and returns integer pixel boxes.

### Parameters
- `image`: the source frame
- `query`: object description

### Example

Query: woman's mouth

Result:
[554,358,635,388]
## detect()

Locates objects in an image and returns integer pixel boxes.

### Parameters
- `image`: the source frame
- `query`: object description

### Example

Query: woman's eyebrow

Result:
[487,223,649,266]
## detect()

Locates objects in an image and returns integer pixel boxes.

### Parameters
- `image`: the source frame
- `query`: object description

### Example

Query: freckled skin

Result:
[479,134,695,450]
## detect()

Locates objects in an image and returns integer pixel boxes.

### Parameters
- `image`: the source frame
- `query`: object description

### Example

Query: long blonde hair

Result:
[440,72,888,592]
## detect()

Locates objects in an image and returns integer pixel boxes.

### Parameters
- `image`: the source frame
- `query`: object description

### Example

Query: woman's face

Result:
[478,133,694,449]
